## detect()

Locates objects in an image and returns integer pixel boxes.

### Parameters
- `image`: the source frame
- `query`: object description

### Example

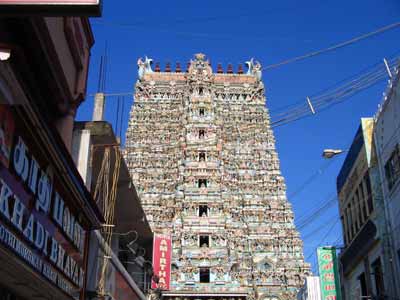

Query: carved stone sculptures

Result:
[138,56,153,80]
[125,54,310,300]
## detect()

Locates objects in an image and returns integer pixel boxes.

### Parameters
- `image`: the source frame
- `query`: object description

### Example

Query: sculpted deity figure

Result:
[137,56,153,80]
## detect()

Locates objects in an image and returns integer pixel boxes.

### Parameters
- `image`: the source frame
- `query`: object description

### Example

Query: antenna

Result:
[116,96,121,135]
[102,41,108,92]
[97,55,104,93]
[119,96,125,139]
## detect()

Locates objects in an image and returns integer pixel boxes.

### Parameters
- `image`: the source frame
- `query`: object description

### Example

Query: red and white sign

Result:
[152,234,172,290]
[0,0,101,16]
[0,1,99,4]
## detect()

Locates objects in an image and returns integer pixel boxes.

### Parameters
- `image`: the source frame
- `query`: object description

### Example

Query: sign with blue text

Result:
[0,105,87,297]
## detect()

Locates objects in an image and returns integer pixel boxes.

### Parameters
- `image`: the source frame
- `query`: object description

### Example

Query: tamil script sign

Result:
[152,234,172,290]
[0,0,101,15]
[317,247,342,300]
[0,105,87,297]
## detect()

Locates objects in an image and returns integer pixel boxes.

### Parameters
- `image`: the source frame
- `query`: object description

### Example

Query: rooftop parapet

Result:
[137,53,262,83]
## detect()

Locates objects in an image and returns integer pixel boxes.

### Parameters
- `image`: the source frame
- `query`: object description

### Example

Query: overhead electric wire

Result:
[272,64,389,123]
[92,17,400,71]
[302,215,339,240]
[263,21,400,70]
[295,194,338,230]
[305,218,340,262]
[288,160,336,201]
[271,58,389,119]
[271,54,400,128]
[98,56,395,133]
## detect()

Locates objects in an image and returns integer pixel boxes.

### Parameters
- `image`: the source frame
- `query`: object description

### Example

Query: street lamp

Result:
[322,149,347,159]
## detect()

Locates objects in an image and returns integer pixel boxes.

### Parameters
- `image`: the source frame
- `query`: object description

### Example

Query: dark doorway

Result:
[199,129,205,139]
[199,151,206,161]
[198,179,207,188]
[199,205,208,217]
[199,268,210,283]
[199,235,209,247]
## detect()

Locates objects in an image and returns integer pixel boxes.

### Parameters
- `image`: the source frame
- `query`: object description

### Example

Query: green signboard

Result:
[317,247,342,300]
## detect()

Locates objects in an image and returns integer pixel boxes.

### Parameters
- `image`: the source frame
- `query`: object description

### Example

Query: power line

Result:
[92,54,399,132]
[90,5,298,29]
[263,21,400,70]
[271,54,399,128]
[296,194,338,229]
[305,218,340,262]
[272,48,400,116]
[92,18,400,71]
[288,159,336,200]
[272,65,388,125]
[302,215,339,240]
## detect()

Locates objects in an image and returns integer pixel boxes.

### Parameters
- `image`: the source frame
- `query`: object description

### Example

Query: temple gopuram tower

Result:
[125,54,310,300]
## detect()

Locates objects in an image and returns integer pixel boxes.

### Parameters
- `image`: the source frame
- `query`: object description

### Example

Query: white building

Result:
[336,118,391,300]
[297,276,321,300]
[373,67,400,298]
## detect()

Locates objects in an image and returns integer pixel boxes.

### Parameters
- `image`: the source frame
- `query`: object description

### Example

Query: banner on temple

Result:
[152,234,172,290]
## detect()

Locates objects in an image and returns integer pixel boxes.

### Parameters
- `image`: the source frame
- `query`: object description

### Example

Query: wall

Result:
[374,70,400,298]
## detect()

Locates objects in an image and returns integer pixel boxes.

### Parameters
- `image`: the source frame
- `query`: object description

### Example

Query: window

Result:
[346,204,353,239]
[198,179,207,188]
[199,129,205,139]
[340,216,348,245]
[358,273,368,298]
[385,146,400,190]
[199,235,209,247]
[352,197,360,232]
[356,188,364,224]
[199,268,210,283]
[372,258,385,297]
[199,87,204,96]
[364,172,374,213]
[360,185,368,222]
[199,108,205,116]
[199,151,206,161]
[199,205,208,217]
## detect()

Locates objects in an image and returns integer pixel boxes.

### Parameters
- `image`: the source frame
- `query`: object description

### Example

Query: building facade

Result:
[373,67,400,298]
[0,16,103,300]
[125,54,310,300]
[73,120,154,300]
[337,118,397,299]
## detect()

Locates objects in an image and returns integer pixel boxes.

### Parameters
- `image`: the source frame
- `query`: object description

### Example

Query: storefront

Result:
[0,105,103,300]
[0,15,103,300]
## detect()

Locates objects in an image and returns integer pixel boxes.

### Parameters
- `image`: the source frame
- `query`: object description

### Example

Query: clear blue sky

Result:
[76,0,400,274]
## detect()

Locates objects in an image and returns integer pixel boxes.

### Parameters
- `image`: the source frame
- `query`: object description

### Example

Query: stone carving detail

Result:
[138,56,153,80]
[125,54,310,300]
[187,53,213,84]
[245,58,262,81]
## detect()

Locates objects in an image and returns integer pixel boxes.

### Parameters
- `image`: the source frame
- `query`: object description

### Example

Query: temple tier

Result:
[125,54,310,300]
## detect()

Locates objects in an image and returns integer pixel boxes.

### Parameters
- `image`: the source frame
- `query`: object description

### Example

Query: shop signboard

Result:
[317,247,342,300]
[0,105,88,298]
[151,234,172,290]
[0,0,102,16]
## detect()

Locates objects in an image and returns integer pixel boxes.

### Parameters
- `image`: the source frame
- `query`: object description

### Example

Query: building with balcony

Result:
[337,118,397,299]
[373,66,400,298]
